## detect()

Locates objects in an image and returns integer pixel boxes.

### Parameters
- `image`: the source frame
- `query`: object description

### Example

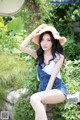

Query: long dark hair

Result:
[36,31,64,66]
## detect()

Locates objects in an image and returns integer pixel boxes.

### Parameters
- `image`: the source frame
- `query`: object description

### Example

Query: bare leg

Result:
[30,94,48,120]
[30,89,65,120]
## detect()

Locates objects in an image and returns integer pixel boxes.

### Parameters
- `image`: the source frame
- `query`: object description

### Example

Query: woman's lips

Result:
[42,46,47,48]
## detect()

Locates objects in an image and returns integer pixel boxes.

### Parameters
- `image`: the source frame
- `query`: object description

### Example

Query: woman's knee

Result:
[30,93,39,106]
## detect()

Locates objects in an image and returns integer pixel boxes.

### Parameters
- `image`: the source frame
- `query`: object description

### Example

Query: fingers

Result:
[39,24,47,29]
[33,23,47,35]
[38,24,47,30]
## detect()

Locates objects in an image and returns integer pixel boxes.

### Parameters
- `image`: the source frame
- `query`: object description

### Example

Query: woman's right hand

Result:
[33,24,47,35]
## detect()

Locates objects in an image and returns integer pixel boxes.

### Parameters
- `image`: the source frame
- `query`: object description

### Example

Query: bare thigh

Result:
[32,89,66,104]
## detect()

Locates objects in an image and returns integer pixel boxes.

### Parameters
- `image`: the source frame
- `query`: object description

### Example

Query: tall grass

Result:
[0,51,34,106]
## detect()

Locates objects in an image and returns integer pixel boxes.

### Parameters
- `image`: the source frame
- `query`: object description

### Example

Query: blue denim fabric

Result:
[36,65,68,97]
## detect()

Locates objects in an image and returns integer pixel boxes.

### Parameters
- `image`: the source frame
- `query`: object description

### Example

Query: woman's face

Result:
[40,33,52,52]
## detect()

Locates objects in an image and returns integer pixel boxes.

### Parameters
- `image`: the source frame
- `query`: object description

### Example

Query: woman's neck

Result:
[44,49,52,56]
[43,50,53,65]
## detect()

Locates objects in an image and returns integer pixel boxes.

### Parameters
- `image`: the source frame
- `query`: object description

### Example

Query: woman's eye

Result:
[41,39,44,41]
[47,39,51,41]
[41,39,51,41]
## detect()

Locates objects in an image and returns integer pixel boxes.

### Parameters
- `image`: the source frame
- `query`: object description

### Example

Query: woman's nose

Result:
[43,41,47,45]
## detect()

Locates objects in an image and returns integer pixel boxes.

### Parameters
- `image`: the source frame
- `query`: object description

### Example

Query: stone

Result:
[67,91,80,104]
[5,88,28,120]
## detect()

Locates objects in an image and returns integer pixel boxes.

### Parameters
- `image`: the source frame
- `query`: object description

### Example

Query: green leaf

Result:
[0,17,4,23]
[0,22,4,28]
[7,17,23,34]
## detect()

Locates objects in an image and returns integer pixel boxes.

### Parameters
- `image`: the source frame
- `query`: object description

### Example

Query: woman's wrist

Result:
[46,86,52,90]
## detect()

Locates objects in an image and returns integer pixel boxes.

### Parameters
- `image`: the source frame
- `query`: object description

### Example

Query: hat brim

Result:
[32,32,67,46]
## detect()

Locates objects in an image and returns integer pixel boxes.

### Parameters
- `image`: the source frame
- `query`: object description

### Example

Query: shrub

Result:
[13,95,34,120]
[63,36,80,60]
[0,51,34,106]
[62,60,80,93]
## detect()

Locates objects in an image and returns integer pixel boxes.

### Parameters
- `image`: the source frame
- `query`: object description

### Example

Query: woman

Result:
[20,24,68,120]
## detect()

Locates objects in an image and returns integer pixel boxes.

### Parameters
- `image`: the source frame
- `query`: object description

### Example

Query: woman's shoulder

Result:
[54,53,64,63]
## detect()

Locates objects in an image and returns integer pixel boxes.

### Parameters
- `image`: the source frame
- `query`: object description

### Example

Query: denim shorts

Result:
[38,77,68,97]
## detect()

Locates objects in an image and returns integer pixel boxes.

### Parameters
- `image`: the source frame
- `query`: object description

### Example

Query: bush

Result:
[50,102,80,120]
[63,36,80,60]
[13,95,34,120]
[0,51,35,106]
[62,60,80,93]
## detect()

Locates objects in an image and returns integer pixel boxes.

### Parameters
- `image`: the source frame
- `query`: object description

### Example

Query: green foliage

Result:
[52,5,80,22]
[0,17,4,23]
[42,4,80,36]
[7,16,23,34]
[62,103,80,120]
[14,96,34,120]
[62,60,80,93]
[17,1,44,34]
[0,17,24,49]
[0,49,39,106]
[0,86,6,105]
[0,17,4,28]
[0,52,31,89]
[0,51,32,105]
[50,102,80,120]
[19,54,39,95]
[63,36,80,60]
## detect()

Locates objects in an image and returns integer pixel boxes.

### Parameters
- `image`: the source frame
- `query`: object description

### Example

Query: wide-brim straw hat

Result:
[32,25,67,45]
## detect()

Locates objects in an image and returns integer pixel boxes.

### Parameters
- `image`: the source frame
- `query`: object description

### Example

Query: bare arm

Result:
[20,24,47,59]
[46,54,64,90]
[20,31,37,59]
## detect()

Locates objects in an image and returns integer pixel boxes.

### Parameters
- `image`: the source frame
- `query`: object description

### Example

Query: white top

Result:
[42,60,61,79]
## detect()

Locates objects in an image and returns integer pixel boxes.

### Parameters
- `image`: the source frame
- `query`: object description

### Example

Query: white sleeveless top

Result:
[42,60,61,79]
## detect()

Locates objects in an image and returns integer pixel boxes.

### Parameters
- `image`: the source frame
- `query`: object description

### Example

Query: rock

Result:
[5,88,28,120]
[67,91,80,104]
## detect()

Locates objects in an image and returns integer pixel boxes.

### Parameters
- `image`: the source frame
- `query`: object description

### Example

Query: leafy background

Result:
[0,0,80,120]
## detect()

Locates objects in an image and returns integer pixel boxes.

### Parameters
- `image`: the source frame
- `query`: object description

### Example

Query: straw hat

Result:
[32,25,67,45]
